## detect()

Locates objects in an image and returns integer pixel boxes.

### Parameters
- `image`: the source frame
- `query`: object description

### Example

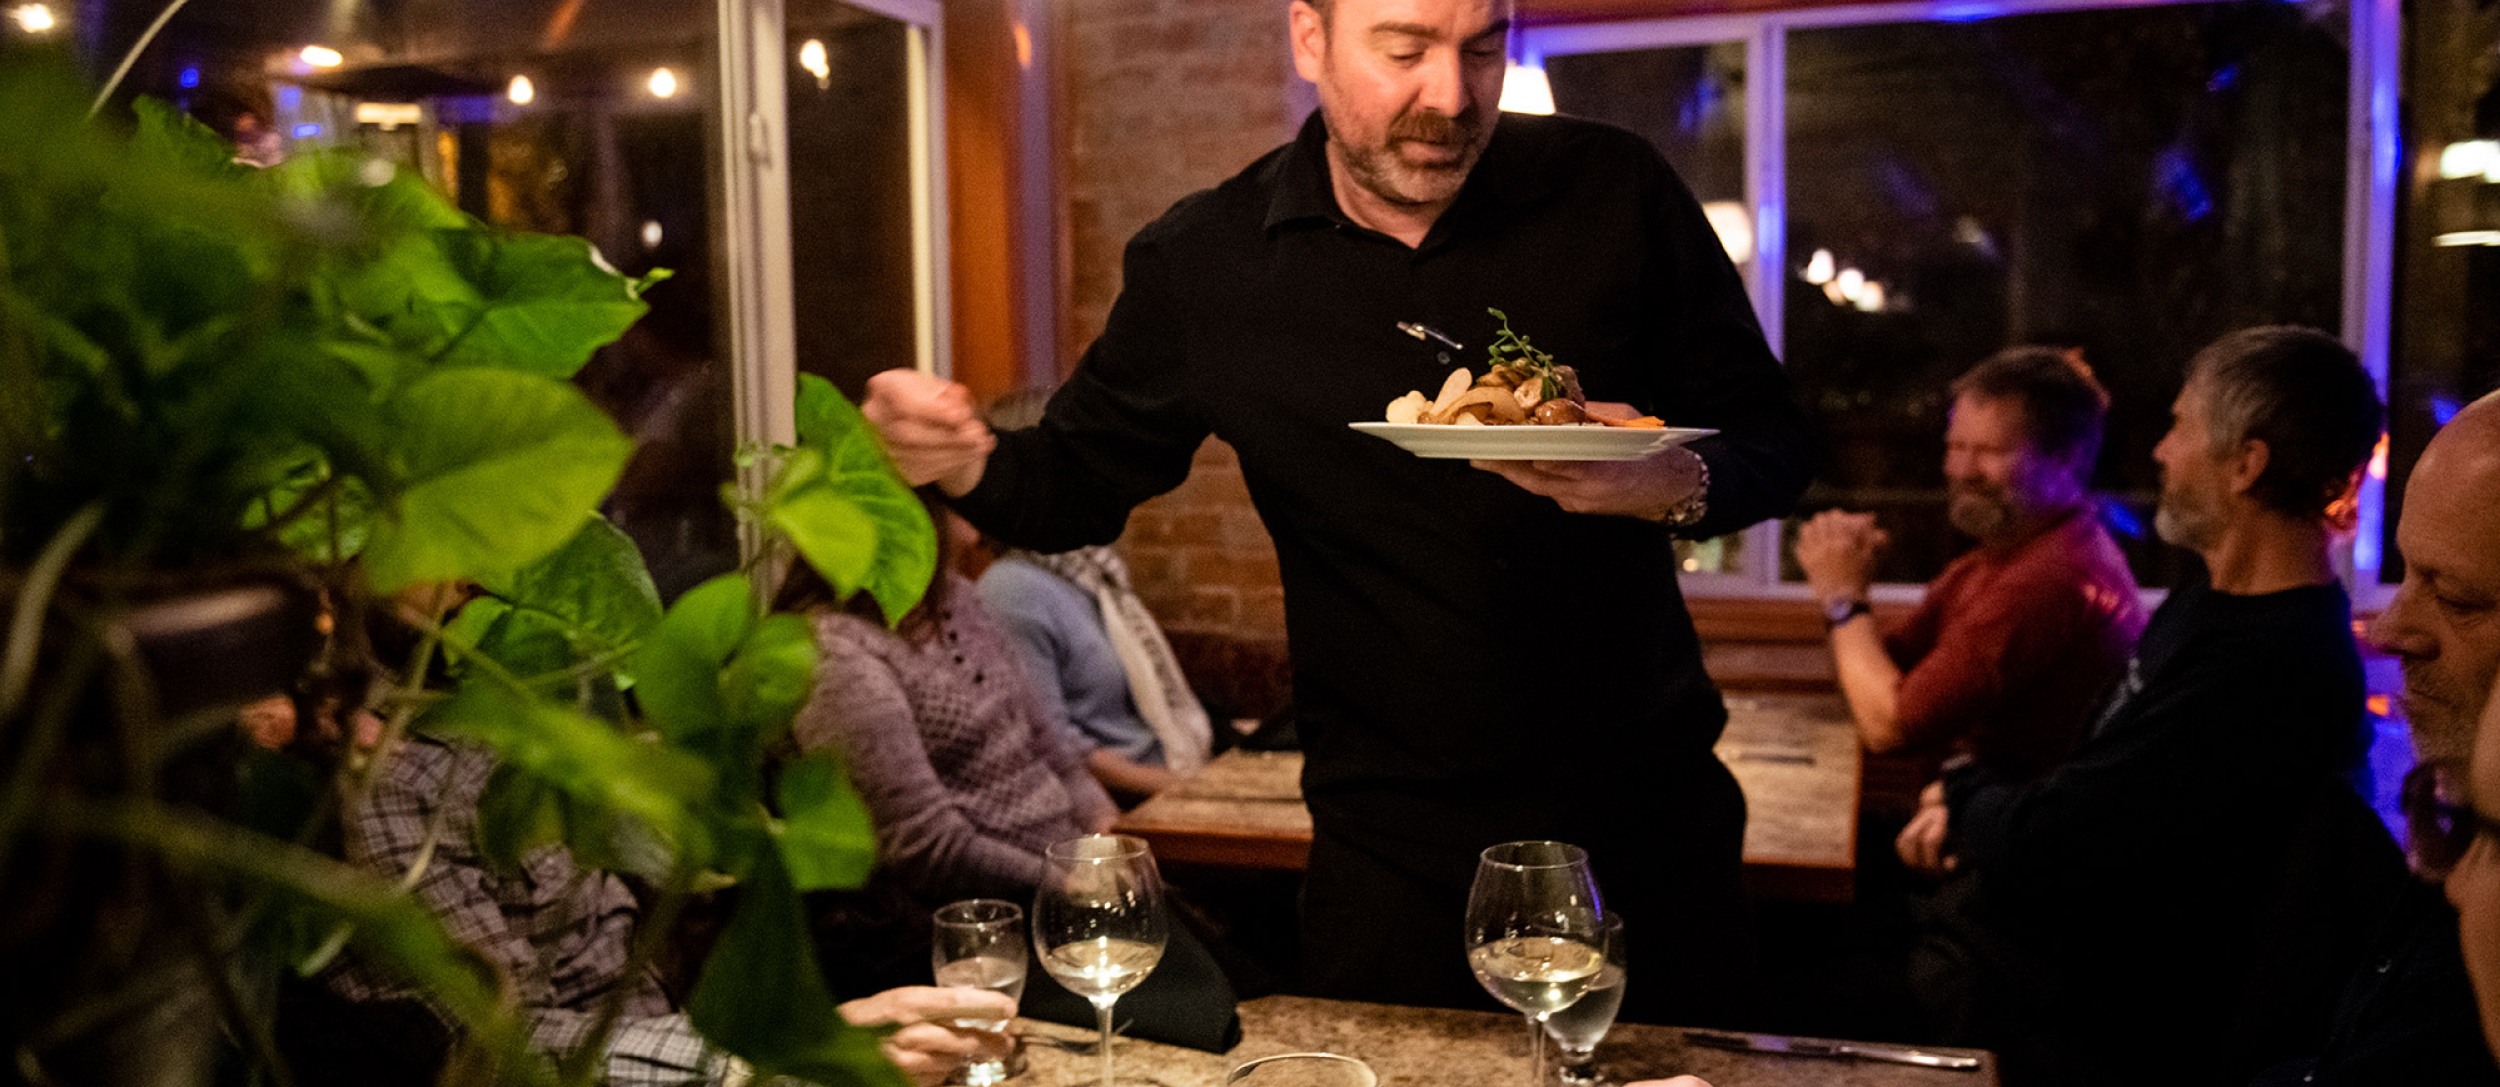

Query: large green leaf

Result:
[474,515,665,662]
[432,230,658,378]
[720,614,819,743]
[773,751,878,892]
[361,369,630,592]
[775,375,936,627]
[686,849,912,1087]
[423,683,715,870]
[628,575,756,745]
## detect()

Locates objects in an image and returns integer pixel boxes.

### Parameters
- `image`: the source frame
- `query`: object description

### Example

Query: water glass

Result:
[932,899,1028,1086]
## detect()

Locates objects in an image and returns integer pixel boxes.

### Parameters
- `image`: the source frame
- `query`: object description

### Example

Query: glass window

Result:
[1781,1,2351,588]
[68,0,943,599]
[1548,41,1755,578]
[2385,0,2500,583]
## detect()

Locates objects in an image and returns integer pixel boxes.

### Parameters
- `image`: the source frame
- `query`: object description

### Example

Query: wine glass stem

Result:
[1095,999,1117,1087]
[1526,1013,1545,1087]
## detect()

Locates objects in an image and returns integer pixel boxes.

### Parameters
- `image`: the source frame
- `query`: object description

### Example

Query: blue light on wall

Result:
[276,85,301,110]
[292,123,321,138]
[2432,395,2463,426]
[177,66,199,89]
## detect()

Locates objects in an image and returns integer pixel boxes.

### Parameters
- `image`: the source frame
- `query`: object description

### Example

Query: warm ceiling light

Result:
[300,44,343,68]
[2439,140,2500,183]
[1700,200,1755,266]
[798,39,830,87]
[1802,249,1836,285]
[640,220,664,249]
[507,74,535,105]
[1835,267,1866,302]
[1499,61,1554,115]
[11,4,55,33]
[646,66,678,99]
[1013,22,1033,69]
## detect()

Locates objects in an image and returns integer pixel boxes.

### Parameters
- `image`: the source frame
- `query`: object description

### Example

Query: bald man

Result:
[2253,391,2500,1085]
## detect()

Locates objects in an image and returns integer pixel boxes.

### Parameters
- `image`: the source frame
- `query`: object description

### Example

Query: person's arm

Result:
[953,227,1211,552]
[1793,510,1912,748]
[1085,749,1183,806]
[792,620,1054,897]
[341,744,717,1083]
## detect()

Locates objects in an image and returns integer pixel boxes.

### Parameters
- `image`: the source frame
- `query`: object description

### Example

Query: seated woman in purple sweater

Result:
[780,512,1118,903]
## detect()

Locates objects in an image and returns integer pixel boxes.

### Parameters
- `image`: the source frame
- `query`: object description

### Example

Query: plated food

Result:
[1382,309,1666,429]
[1354,310,1711,461]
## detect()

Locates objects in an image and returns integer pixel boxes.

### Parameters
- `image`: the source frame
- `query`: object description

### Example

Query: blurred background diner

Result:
[3,0,2498,1082]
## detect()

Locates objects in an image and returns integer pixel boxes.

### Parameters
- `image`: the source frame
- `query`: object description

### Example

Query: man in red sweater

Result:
[1794,347,2147,875]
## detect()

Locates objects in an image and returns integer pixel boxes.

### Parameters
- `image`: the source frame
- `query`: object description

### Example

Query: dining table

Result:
[1013,994,1997,1087]
[1115,692,1862,902]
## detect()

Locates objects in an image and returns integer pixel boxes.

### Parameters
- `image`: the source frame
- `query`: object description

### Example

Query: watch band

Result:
[1823,597,1872,631]
[1662,449,1709,529]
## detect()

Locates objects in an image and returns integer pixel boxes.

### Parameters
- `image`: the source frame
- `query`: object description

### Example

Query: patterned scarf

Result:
[1009,545,1213,774]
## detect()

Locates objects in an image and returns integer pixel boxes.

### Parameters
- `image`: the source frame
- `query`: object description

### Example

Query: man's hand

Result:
[1794,510,1886,605]
[1895,779,1957,877]
[861,370,996,496]
[837,985,1018,1087]
[1471,445,1705,522]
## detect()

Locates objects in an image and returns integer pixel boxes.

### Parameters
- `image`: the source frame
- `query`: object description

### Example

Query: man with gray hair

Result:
[1908,327,2400,1086]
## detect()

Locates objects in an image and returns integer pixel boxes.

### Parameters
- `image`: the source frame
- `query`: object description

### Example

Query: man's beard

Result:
[2154,478,2221,550]
[1946,484,2016,541]
[1340,107,1488,208]
[2402,663,2477,771]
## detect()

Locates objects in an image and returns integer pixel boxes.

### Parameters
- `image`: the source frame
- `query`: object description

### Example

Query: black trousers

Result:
[1297,758,1755,1027]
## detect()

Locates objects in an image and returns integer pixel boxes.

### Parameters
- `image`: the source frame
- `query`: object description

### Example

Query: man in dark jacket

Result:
[1912,327,2399,1086]
[2248,388,2500,1085]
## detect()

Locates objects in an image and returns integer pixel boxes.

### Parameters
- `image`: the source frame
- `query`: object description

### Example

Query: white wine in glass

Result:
[1465,840,1606,1087]
[1543,914,1626,1085]
[1035,834,1168,1087]
[931,899,1028,1085]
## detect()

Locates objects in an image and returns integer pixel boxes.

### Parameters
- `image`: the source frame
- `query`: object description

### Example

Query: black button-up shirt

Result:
[958,109,1812,873]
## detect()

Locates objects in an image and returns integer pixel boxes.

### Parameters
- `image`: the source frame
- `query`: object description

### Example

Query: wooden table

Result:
[1016,995,1995,1087]
[1116,693,1861,902]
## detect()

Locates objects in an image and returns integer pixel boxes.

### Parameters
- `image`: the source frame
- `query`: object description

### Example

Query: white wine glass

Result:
[932,899,1028,1086]
[1543,914,1625,1085]
[1034,834,1167,1087]
[1465,841,1606,1087]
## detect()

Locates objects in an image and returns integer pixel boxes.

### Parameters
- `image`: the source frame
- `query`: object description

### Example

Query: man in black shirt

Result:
[862,0,1811,1020]
[1911,328,2397,1086]
[2248,390,2500,1086]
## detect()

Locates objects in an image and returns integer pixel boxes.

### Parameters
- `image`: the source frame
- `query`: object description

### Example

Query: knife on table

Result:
[1680,1029,1983,1071]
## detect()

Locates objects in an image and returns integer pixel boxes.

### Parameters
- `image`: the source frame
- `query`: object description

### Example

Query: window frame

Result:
[717,0,950,553]
[1523,0,2400,607]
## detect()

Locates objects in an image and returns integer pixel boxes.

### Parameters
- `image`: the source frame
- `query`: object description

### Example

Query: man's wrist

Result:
[1659,449,1709,528]
[1821,594,1872,631]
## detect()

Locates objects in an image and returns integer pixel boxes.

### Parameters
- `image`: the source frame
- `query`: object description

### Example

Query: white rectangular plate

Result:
[1349,421,1715,461]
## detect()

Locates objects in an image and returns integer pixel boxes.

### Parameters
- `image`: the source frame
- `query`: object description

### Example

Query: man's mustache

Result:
[1390,108,1477,146]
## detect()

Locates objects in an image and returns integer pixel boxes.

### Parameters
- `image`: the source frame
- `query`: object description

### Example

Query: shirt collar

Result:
[1262,110,1552,237]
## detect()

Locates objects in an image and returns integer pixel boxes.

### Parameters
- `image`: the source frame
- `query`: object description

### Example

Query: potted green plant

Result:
[1,40,936,1087]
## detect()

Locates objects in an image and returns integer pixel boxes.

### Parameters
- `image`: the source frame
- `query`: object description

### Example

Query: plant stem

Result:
[0,501,104,722]
[87,0,196,119]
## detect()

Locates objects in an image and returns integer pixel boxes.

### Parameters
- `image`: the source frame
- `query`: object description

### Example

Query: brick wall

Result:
[1054,0,1312,644]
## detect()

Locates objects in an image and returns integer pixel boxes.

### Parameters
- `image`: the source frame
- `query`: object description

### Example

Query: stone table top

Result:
[1016,995,1996,1087]
[1116,693,1861,900]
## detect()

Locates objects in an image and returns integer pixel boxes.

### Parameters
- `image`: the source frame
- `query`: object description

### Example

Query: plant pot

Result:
[0,569,324,1086]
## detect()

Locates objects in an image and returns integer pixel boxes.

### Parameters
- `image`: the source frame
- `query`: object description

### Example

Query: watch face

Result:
[1824,597,1867,626]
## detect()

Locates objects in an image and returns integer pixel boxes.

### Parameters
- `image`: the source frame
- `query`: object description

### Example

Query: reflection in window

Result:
[1782,2,2349,587]
[2385,0,2500,582]
[87,0,741,598]
[1549,43,1755,578]
[788,0,921,402]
